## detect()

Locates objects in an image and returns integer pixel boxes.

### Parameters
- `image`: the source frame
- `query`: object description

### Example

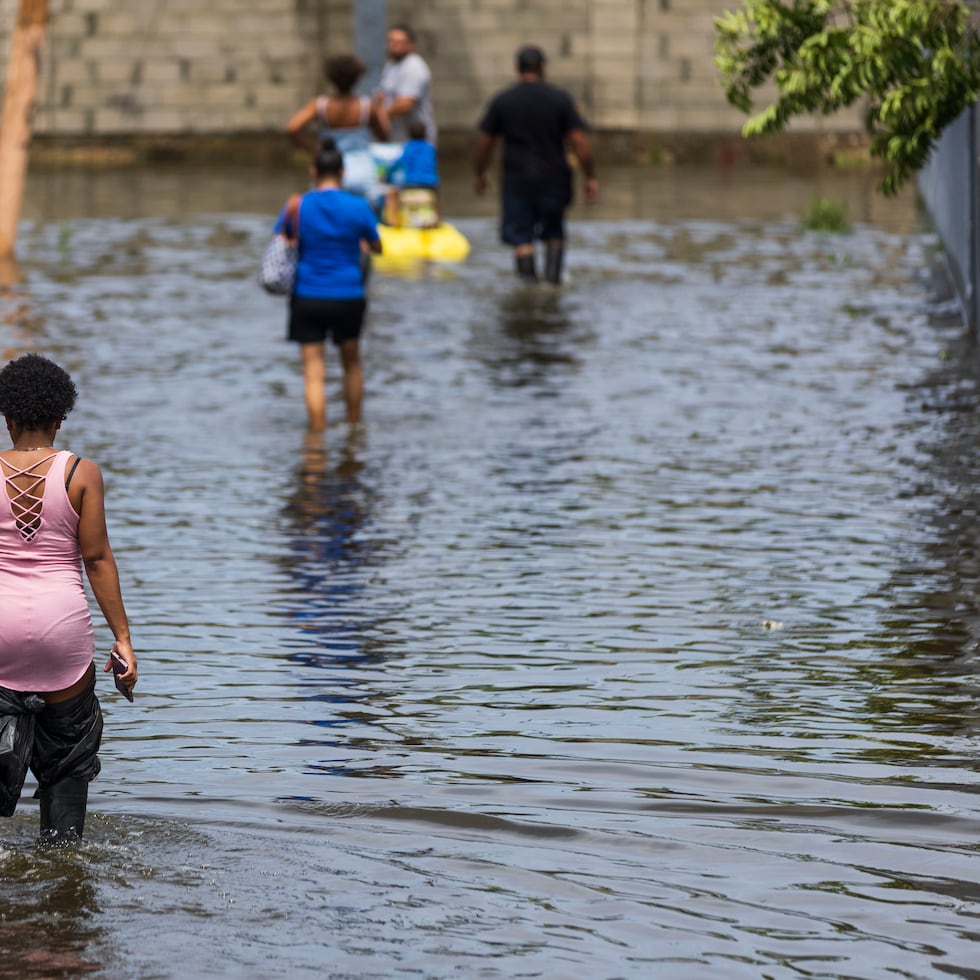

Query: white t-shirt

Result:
[379,52,436,144]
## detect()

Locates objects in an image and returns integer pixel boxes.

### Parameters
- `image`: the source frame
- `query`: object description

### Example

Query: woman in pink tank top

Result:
[0,353,137,843]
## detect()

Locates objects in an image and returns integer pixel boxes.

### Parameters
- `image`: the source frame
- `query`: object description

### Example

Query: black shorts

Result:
[288,296,366,346]
[501,190,568,245]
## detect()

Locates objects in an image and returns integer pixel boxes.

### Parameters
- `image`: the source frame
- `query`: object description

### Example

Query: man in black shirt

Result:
[474,45,599,284]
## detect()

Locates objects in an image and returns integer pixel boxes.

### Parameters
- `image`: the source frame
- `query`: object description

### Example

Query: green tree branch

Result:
[715,0,980,193]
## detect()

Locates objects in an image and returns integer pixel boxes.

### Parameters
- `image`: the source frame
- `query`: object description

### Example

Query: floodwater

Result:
[2,161,978,979]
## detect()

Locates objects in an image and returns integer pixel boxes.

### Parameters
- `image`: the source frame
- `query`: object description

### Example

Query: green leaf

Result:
[713,0,980,194]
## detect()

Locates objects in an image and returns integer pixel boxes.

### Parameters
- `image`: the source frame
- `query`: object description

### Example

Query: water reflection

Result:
[21,161,922,232]
[0,847,103,978]
[469,285,588,392]
[0,256,45,360]
[865,303,980,742]
[278,431,376,667]
[275,432,408,781]
[0,256,23,288]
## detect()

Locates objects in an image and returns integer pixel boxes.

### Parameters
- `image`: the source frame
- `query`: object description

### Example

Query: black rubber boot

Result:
[544,242,565,285]
[38,777,89,844]
[515,253,538,282]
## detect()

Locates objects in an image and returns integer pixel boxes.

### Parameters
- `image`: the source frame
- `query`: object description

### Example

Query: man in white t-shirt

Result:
[377,23,436,144]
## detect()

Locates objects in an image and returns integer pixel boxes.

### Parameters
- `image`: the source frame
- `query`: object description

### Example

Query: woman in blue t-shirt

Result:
[274,139,382,431]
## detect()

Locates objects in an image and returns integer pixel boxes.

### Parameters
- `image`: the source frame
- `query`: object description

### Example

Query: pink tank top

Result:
[0,450,95,691]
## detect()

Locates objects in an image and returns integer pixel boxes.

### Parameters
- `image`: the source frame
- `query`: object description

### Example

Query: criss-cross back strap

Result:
[2,452,59,542]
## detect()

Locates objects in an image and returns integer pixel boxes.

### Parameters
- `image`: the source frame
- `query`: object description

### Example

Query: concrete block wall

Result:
[0,0,352,135]
[389,0,594,128]
[0,0,862,138]
[376,0,863,134]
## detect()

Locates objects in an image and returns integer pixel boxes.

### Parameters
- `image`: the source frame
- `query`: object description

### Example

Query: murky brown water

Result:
[2,161,978,978]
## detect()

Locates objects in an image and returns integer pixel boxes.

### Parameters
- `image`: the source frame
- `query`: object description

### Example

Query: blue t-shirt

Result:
[274,188,380,300]
[388,139,439,188]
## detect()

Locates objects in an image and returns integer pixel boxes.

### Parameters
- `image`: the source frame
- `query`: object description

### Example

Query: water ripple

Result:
[1,169,976,977]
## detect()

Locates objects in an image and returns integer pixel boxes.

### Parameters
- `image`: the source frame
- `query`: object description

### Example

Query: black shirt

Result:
[478,81,587,199]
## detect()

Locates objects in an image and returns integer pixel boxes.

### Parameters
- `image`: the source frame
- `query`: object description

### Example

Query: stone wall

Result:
[0,0,861,141]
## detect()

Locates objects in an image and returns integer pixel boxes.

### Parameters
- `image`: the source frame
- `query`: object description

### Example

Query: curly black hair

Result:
[324,53,365,94]
[0,354,77,429]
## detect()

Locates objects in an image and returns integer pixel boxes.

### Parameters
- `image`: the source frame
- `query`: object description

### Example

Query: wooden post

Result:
[0,0,50,259]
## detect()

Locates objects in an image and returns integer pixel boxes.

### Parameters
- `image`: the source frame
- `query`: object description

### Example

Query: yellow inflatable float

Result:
[378,221,470,264]
[371,143,470,268]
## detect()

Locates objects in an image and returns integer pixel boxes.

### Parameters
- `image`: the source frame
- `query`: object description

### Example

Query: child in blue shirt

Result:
[384,120,440,227]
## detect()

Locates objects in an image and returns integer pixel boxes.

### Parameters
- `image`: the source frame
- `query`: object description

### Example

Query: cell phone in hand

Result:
[110,651,135,702]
